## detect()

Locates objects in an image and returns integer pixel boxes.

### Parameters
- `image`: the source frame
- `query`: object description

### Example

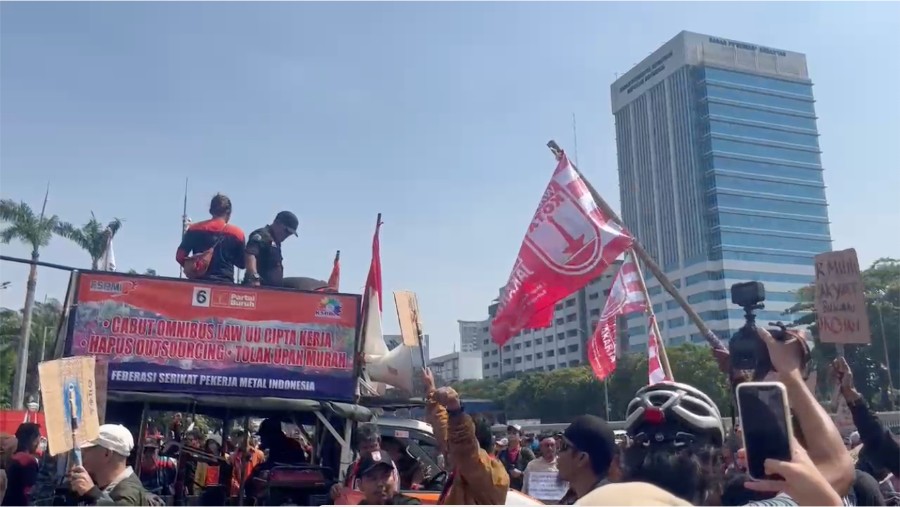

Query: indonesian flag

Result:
[587,251,646,381]
[647,315,669,384]
[327,250,341,291]
[490,152,633,345]
[362,219,388,361]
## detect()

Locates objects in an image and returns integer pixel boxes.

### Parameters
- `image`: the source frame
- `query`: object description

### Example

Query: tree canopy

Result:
[56,212,123,269]
[453,343,729,422]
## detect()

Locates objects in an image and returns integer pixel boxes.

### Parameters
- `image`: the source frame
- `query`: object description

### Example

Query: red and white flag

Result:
[647,315,669,384]
[362,219,388,360]
[490,152,633,345]
[587,251,646,381]
[327,250,341,291]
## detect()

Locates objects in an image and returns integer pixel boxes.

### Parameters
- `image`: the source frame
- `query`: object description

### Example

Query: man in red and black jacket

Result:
[176,193,246,283]
[2,423,41,506]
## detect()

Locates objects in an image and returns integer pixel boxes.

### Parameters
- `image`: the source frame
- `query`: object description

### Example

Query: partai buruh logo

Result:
[315,297,342,319]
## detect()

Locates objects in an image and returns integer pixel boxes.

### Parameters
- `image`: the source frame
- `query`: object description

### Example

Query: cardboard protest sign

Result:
[814,249,871,344]
[526,471,569,502]
[38,356,100,456]
[94,357,109,424]
[394,291,424,349]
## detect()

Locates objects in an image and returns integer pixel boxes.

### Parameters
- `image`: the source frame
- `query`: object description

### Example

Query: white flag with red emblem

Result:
[647,315,668,384]
[490,152,633,346]
[587,251,646,381]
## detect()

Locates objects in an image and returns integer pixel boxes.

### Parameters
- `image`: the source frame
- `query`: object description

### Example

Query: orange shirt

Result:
[229,448,265,496]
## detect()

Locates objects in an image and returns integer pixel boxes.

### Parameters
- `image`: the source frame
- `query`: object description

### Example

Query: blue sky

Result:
[2,2,898,358]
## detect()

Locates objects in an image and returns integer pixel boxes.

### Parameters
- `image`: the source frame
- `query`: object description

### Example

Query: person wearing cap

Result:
[243,211,299,287]
[138,438,176,495]
[557,415,618,504]
[2,422,41,506]
[69,424,154,505]
[355,450,420,505]
[498,424,535,491]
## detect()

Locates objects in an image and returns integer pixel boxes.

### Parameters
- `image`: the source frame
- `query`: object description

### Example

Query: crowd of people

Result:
[2,326,898,506]
[405,327,898,507]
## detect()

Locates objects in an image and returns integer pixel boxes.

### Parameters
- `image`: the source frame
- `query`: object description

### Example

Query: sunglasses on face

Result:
[559,439,578,453]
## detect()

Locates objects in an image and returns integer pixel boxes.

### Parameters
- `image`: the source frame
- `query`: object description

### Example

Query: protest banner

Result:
[38,356,100,456]
[814,249,871,344]
[65,273,362,401]
[526,471,568,502]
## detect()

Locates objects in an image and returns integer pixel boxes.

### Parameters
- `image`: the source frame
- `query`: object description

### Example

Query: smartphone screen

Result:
[737,382,792,480]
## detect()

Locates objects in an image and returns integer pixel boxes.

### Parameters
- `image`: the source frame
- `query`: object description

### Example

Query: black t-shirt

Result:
[244,226,284,286]
[177,218,246,282]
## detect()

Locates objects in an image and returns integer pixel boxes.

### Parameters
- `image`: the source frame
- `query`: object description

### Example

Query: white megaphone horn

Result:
[366,345,417,393]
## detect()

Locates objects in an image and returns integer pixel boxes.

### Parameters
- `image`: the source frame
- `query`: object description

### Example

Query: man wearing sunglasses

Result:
[244,211,299,287]
[557,415,618,504]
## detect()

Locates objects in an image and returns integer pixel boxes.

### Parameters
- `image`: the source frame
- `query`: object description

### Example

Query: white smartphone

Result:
[735,381,794,480]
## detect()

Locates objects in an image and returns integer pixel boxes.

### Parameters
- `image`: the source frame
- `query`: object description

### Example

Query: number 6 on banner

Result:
[192,287,211,307]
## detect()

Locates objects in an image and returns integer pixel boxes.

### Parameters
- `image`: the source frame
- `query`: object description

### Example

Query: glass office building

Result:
[611,31,832,349]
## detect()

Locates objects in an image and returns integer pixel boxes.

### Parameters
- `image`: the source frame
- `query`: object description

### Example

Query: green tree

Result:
[452,343,729,422]
[56,213,123,270]
[0,199,64,408]
[784,257,899,409]
[127,268,158,276]
[0,299,63,408]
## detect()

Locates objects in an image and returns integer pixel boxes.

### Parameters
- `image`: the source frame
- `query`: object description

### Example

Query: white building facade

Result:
[457,319,489,353]
[428,351,483,384]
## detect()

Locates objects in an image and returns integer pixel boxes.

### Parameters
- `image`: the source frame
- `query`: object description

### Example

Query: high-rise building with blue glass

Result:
[611,31,832,349]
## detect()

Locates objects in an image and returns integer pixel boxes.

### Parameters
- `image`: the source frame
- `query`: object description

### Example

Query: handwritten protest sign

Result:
[814,249,871,344]
[39,356,100,456]
[526,471,568,502]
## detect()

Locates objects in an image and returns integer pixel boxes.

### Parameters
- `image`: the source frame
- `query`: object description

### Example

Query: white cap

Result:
[81,424,134,457]
[498,438,509,446]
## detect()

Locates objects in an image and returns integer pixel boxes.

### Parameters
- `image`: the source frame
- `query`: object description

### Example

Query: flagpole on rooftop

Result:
[179,178,188,279]
[546,140,728,372]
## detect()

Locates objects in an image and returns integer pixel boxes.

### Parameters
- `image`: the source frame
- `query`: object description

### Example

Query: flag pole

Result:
[355,214,382,401]
[629,248,673,380]
[546,140,729,371]
[179,178,188,279]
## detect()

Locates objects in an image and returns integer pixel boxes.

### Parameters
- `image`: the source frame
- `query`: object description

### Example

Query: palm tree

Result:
[56,212,123,269]
[0,198,63,408]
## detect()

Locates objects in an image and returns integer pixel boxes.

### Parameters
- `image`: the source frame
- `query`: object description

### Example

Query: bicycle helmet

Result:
[625,381,724,447]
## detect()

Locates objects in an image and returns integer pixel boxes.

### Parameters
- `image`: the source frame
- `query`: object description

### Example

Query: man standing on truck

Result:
[176,194,246,283]
[243,211,299,287]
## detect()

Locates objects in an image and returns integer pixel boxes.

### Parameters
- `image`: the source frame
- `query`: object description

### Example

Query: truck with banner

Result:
[45,271,369,505]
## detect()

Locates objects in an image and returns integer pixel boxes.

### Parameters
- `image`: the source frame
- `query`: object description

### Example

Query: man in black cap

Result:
[244,211,299,287]
[356,451,420,505]
[556,415,618,504]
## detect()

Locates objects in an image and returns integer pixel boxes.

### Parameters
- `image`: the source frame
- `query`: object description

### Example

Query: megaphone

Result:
[366,345,417,393]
